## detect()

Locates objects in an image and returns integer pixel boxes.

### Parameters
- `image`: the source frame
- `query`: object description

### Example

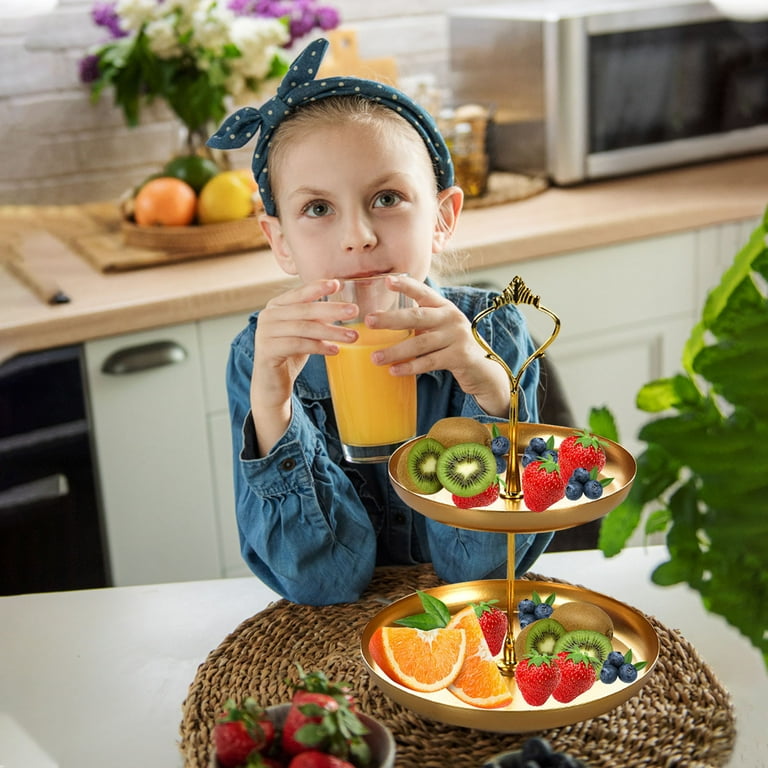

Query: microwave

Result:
[448,0,768,184]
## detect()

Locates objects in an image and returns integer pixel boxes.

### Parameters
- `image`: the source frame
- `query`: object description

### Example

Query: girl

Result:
[209,38,552,604]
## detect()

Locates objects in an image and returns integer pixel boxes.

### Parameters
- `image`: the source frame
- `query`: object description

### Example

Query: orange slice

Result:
[446,606,514,708]
[368,626,467,693]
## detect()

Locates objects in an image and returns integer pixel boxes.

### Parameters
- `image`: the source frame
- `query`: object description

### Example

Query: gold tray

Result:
[389,422,636,533]
[360,579,659,732]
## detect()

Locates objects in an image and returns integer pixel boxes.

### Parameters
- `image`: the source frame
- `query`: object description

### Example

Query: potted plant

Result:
[593,208,768,669]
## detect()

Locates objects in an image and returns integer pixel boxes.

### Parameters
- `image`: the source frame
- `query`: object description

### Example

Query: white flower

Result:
[115,0,160,32]
[229,17,288,79]
[145,17,183,58]
[192,2,237,54]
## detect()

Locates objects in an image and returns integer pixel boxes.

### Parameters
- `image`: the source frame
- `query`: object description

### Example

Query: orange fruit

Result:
[369,626,467,693]
[133,177,197,227]
[446,606,514,708]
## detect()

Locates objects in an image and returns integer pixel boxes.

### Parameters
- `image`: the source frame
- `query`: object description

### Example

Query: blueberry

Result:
[519,615,536,629]
[491,435,511,456]
[517,599,536,615]
[565,481,584,501]
[606,650,625,668]
[543,448,559,462]
[521,737,553,761]
[533,602,553,619]
[495,455,507,474]
[599,663,619,684]
[521,452,536,468]
[571,467,590,484]
[528,437,547,454]
[618,663,638,683]
[583,479,603,500]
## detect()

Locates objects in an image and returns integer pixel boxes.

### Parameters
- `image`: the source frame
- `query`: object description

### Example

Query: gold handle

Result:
[470,275,561,499]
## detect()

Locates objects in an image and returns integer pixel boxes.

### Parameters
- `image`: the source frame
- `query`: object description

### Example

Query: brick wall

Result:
[0,0,507,205]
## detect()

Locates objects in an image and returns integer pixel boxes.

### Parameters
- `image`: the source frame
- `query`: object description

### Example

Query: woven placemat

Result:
[179,565,735,768]
[462,171,548,210]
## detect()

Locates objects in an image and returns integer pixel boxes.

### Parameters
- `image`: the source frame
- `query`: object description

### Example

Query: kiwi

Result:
[550,601,615,640]
[403,437,444,494]
[553,629,613,666]
[520,618,566,658]
[427,416,491,449]
[436,442,496,497]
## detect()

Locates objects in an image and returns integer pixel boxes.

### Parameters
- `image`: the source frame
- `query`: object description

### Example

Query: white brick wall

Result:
[0,0,509,205]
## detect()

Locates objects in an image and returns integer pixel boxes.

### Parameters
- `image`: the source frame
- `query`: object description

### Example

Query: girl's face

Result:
[259,119,462,284]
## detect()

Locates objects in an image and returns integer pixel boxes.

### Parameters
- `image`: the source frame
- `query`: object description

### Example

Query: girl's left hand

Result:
[366,274,510,418]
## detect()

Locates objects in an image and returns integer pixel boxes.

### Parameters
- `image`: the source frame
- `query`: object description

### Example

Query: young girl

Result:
[208,38,552,605]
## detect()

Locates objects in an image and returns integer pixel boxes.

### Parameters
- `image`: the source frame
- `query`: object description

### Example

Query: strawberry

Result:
[214,697,275,768]
[522,456,565,512]
[288,752,356,768]
[451,482,500,509]
[281,683,369,765]
[552,651,598,703]
[470,599,507,656]
[515,653,562,706]
[558,430,607,486]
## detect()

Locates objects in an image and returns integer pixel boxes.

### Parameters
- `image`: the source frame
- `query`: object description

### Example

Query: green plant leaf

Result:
[588,406,618,441]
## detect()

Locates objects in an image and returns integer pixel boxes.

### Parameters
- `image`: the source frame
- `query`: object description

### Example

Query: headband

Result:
[206,37,454,216]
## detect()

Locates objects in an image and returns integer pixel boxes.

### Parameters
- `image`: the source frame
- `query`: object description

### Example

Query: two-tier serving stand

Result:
[361,277,659,732]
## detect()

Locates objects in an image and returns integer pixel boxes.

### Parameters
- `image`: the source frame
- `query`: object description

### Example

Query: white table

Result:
[1,546,764,767]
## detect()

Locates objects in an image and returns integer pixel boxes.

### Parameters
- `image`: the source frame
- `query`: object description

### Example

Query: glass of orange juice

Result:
[324,274,416,463]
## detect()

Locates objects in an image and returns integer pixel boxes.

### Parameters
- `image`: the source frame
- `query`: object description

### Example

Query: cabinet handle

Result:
[0,474,69,513]
[101,340,187,375]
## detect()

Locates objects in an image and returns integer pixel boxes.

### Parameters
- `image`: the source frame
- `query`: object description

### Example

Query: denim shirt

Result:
[226,283,553,605]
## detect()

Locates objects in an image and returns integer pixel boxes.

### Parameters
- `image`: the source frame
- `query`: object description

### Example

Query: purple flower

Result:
[227,0,340,45]
[79,53,101,83]
[316,5,340,30]
[91,1,127,38]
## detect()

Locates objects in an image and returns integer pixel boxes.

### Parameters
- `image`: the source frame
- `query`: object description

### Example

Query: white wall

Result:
[0,0,509,205]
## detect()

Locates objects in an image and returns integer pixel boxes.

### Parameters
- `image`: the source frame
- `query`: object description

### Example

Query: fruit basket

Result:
[361,275,656,732]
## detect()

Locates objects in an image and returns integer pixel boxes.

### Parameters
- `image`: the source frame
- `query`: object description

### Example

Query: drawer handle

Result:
[101,340,187,375]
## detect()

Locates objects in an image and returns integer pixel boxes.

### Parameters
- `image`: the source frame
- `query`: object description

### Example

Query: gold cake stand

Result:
[361,276,656,731]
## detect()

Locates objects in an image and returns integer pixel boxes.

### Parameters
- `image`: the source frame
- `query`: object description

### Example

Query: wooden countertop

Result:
[1,154,766,363]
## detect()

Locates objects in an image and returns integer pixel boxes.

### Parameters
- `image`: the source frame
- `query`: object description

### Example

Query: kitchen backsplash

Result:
[0,0,508,206]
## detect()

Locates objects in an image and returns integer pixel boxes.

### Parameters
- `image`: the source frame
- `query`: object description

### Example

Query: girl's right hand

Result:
[250,279,358,455]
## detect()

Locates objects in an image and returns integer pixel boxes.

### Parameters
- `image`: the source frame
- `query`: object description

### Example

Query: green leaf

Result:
[394,590,450,629]
[588,406,618,441]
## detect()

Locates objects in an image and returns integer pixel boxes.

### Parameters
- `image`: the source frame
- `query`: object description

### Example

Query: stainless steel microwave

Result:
[448,0,768,184]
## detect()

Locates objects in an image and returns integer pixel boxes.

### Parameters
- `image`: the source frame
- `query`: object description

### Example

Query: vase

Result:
[175,123,230,171]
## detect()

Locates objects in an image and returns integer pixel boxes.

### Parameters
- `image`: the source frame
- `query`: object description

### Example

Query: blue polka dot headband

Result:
[207,37,454,217]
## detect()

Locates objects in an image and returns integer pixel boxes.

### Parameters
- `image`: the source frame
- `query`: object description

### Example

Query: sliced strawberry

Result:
[451,482,499,509]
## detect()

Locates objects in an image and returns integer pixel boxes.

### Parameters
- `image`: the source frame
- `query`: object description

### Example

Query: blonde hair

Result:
[265,96,439,215]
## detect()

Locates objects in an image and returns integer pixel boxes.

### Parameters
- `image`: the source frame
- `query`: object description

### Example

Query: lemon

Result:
[197,170,255,224]
[163,154,220,194]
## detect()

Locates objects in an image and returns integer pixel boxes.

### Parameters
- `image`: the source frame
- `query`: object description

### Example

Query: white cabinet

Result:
[84,314,250,586]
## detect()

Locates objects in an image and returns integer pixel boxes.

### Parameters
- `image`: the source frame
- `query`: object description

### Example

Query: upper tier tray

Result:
[388,422,636,534]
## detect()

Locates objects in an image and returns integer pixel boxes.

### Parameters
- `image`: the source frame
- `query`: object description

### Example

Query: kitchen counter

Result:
[1,154,766,364]
[0,546,764,767]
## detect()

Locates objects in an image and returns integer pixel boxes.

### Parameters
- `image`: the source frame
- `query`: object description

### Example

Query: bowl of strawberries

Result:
[210,668,395,768]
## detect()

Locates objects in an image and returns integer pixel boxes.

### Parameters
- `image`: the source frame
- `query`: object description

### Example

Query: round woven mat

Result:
[179,565,735,768]
[462,171,548,210]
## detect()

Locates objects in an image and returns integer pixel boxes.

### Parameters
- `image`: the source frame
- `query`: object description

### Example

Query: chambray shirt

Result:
[226,284,553,605]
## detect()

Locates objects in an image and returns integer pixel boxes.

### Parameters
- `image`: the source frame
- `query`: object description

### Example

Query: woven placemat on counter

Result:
[462,171,548,210]
[179,565,735,768]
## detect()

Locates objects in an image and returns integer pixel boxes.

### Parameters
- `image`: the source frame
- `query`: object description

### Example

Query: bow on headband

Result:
[207,37,454,216]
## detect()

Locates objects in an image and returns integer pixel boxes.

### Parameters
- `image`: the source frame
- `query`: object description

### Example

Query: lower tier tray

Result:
[360,579,659,732]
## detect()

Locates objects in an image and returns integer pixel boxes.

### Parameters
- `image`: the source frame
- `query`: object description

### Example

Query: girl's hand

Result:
[366,275,510,418]
[250,279,358,454]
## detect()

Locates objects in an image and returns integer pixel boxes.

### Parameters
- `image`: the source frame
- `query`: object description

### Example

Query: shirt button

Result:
[279,458,296,471]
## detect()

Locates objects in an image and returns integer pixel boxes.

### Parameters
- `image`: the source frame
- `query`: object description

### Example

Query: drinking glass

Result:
[324,274,416,463]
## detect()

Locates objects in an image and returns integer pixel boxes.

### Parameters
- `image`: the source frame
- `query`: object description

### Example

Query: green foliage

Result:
[596,211,768,668]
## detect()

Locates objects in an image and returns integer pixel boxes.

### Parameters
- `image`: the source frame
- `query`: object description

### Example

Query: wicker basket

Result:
[121,216,267,255]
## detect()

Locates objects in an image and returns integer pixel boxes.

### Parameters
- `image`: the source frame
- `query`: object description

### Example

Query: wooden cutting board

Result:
[318,29,398,85]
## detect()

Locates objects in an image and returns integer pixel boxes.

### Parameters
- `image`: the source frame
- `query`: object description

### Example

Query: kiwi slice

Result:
[436,442,496,497]
[553,629,613,665]
[427,416,491,448]
[550,601,615,639]
[521,618,566,657]
[404,437,444,494]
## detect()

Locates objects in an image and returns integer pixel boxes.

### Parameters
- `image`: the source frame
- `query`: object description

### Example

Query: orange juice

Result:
[325,323,416,447]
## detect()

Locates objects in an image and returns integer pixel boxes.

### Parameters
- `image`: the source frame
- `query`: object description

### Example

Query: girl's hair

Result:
[266,95,438,214]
